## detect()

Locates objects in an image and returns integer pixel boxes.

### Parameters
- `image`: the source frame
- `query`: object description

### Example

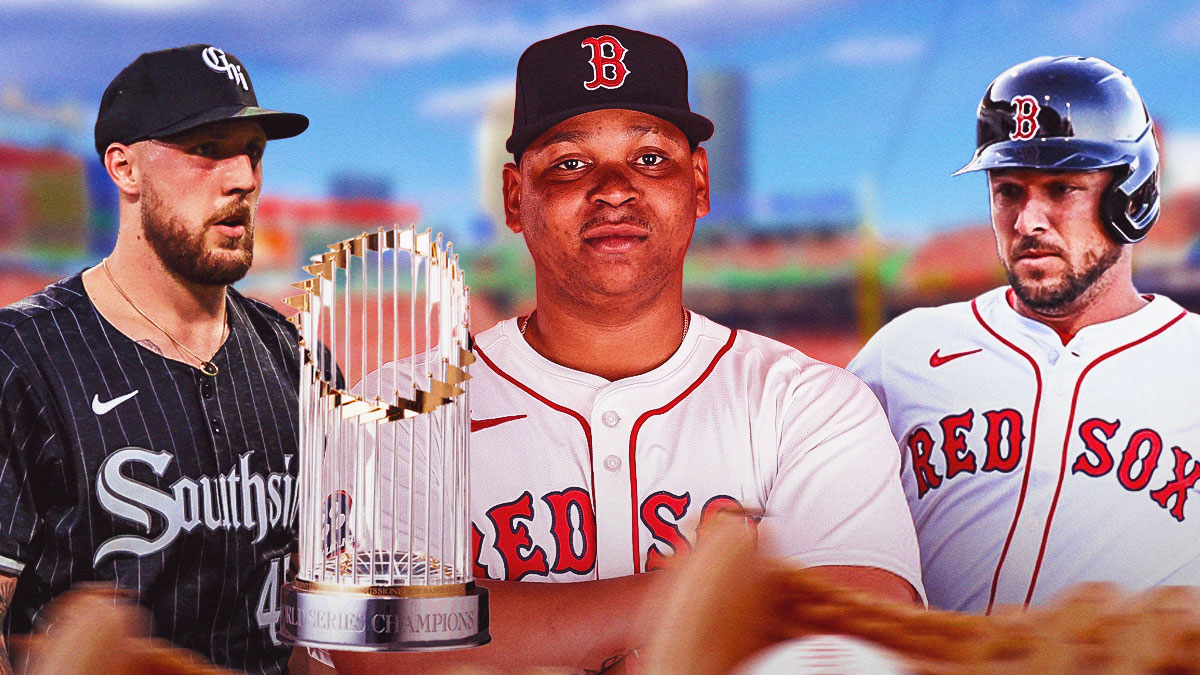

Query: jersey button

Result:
[602,411,620,427]
[603,455,622,471]
[201,380,214,399]
[1047,351,1060,365]
[211,419,223,436]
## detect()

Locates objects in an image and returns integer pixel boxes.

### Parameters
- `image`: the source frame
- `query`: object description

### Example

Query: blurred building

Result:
[328,172,393,201]
[475,91,515,241]
[0,84,88,152]
[0,143,108,264]
[242,192,422,313]
[898,222,1004,310]
[696,71,749,228]
[254,194,420,267]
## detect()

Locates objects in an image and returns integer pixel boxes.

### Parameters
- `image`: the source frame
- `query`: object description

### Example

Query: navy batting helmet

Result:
[954,56,1160,243]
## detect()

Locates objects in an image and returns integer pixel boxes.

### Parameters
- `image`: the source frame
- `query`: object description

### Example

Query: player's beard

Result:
[140,181,255,286]
[1004,236,1123,314]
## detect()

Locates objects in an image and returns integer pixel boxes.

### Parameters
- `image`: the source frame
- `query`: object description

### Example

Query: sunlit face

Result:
[503,109,709,305]
[988,168,1123,314]
[134,120,267,286]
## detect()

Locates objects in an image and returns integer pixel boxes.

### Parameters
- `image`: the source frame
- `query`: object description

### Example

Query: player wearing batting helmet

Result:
[332,25,923,674]
[850,56,1200,613]
[0,45,308,673]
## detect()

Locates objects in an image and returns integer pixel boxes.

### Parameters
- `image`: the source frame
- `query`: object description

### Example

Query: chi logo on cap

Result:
[581,35,630,90]
[201,46,249,92]
[1009,95,1040,141]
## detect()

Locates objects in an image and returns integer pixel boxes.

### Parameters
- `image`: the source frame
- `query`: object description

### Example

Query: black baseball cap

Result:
[94,44,309,157]
[506,25,713,160]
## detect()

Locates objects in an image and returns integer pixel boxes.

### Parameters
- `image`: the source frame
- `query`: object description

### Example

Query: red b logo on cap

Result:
[581,35,630,90]
[1010,95,1041,141]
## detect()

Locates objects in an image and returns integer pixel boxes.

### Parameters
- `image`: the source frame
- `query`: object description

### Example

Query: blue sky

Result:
[3,0,1200,243]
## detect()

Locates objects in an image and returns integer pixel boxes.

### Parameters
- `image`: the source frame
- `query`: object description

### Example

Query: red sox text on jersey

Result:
[469,486,749,579]
[849,287,1200,613]
[902,403,1198,520]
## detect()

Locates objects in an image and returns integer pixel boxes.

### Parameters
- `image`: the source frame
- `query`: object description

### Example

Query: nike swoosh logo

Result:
[470,414,527,432]
[929,348,983,368]
[92,390,140,415]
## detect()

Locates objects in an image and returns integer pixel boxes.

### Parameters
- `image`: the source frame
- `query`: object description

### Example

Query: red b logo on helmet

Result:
[1010,95,1041,141]
[581,35,630,90]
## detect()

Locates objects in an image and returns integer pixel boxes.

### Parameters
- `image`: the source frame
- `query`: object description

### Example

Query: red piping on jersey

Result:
[627,329,738,574]
[474,343,595,518]
[1023,309,1186,605]
[972,298,1044,615]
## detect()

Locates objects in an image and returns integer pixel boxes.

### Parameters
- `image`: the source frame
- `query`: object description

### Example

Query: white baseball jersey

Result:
[849,286,1200,613]
[343,312,923,592]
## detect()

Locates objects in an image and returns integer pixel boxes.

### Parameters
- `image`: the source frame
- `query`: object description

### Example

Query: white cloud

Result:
[401,0,469,25]
[1164,131,1200,193]
[0,0,206,9]
[420,77,511,119]
[347,18,530,66]
[1164,6,1200,49]
[343,0,844,68]
[616,0,840,24]
[1058,0,1138,41]
[826,35,926,66]
[92,0,205,7]
[750,55,811,84]
[615,0,738,22]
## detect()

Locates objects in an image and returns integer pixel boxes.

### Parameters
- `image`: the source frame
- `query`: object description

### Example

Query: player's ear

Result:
[502,162,523,234]
[104,143,140,198]
[691,146,710,220]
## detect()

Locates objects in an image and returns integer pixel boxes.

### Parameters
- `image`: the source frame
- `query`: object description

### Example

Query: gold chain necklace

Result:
[102,258,225,377]
[520,308,691,346]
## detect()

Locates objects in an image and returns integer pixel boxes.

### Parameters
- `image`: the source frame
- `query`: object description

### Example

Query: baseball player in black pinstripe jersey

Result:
[0,45,308,674]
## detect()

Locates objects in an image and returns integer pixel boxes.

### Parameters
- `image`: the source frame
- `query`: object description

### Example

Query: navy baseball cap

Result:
[94,44,309,157]
[506,25,714,160]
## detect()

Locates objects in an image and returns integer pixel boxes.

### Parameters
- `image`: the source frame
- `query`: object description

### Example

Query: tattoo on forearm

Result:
[0,575,16,675]
[136,339,164,356]
[0,578,11,616]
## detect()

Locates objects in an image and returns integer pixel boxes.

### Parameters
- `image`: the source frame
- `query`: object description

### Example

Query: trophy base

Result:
[280,581,490,652]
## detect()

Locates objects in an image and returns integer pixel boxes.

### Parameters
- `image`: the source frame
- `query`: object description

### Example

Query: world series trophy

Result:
[279,225,489,652]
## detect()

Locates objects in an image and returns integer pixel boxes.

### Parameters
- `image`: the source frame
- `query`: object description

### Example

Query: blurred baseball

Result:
[732,635,908,675]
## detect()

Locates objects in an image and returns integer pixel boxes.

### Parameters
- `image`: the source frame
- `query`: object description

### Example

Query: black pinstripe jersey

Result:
[0,273,299,674]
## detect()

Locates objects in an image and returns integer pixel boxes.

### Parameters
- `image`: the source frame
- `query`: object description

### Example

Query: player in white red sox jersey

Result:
[332,24,922,674]
[355,311,920,584]
[849,56,1200,614]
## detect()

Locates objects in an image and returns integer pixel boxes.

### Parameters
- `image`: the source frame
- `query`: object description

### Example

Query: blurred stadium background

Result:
[4,1,1200,367]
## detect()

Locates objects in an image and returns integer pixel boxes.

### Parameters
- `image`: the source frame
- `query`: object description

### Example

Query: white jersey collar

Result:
[471,311,730,416]
[492,309,714,389]
[975,286,1185,355]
